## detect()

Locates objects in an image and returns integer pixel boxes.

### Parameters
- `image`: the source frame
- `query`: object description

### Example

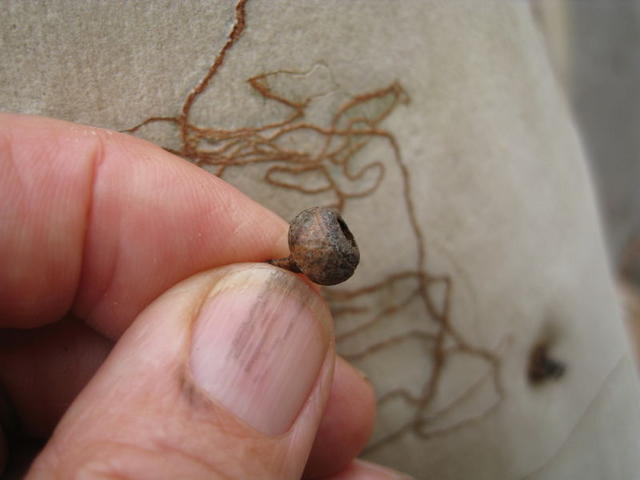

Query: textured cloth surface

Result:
[2,2,639,478]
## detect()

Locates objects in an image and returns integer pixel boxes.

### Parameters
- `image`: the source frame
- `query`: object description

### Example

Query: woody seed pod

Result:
[268,207,360,285]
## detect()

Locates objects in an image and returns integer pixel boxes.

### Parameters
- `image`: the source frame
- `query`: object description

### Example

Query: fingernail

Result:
[190,265,331,435]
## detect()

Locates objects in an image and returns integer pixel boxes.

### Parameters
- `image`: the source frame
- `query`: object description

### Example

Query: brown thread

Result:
[125,0,503,451]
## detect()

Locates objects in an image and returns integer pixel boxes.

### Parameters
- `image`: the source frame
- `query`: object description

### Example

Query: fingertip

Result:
[326,459,414,480]
[304,356,376,479]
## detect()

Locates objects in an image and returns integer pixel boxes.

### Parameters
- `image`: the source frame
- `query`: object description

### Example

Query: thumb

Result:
[28,264,335,480]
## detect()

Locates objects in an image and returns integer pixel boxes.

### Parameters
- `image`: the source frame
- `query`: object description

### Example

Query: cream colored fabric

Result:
[2,2,639,478]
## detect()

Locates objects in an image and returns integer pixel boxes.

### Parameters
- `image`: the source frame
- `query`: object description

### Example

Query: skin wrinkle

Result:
[72,130,113,323]
[0,133,24,302]
[8,121,108,325]
[66,439,234,480]
[152,437,236,480]
[47,131,95,320]
[0,132,26,211]
[1,122,92,325]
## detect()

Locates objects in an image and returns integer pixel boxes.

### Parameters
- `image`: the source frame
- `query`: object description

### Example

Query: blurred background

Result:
[534,0,640,346]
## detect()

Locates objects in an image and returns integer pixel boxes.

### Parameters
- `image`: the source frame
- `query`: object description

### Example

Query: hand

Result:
[0,114,411,479]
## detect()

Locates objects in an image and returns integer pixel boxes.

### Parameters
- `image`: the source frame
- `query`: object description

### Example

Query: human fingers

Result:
[1,326,375,474]
[0,315,112,437]
[1,114,378,476]
[323,459,413,480]
[1,113,377,476]
[0,113,288,337]
[27,264,333,479]
[303,357,376,479]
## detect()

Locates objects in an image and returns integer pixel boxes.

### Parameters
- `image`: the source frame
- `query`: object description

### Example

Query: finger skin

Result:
[0,113,289,336]
[304,357,376,479]
[0,316,111,437]
[325,459,412,480]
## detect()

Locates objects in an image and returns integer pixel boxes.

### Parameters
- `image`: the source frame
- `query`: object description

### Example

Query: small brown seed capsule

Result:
[268,207,360,285]
[528,343,566,385]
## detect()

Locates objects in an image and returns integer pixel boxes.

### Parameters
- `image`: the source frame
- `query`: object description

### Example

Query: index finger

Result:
[0,114,288,338]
